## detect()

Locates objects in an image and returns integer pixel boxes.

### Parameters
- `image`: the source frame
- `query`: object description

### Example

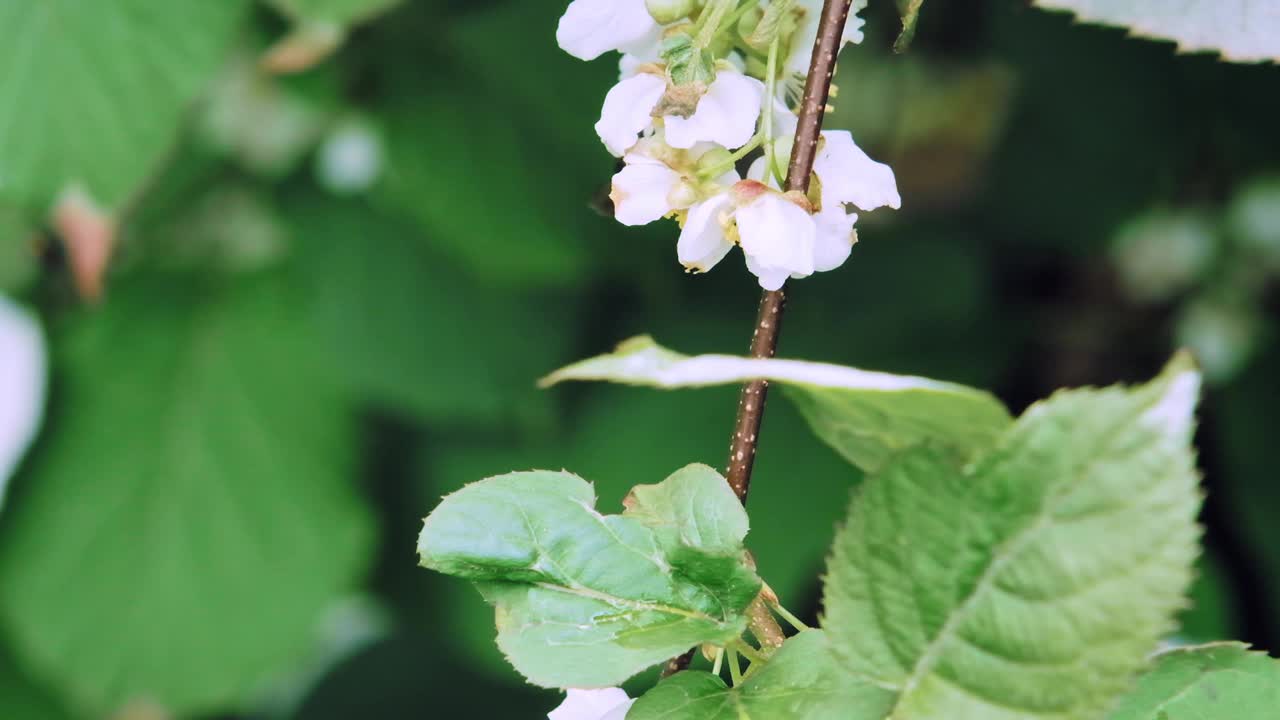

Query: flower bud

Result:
[736,6,763,41]
[695,147,734,175]
[646,0,696,25]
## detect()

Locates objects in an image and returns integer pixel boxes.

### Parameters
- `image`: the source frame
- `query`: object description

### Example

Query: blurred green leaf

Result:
[418,466,760,688]
[271,0,401,26]
[542,335,1013,472]
[1108,643,1280,719]
[894,0,926,53]
[444,1,616,153]
[628,631,896,720]
[1179,552,1235,643]
[290,196,573,426]
[824,356,1203,718]
[0,207,38,293]
[0,271,374,714]
[377,72,603,289]
[291,633,553,720]
[0,640,73,720]
[1217,341,1280,640]
[0,1,249,210]
[1032,0,1280,63]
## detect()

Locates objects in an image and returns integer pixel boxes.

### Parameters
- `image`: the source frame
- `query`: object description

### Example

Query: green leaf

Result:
[0,1,249,210]
[622,464,748,556]
[0,271,374,715]
[421,386,863,681]
[541,336,1013,472]
[0,207,38,293]
[894,0,926,53]
[271,0,400,26]
[1108,643,1280,719]
[628,631,897,720]
[288,195,571,427]
[1032,0,1280,63]
[0,640,72,720]
[663,34,716,88]
[377,72,600,289]
[417,465,761,688]
[823,354,1204,719]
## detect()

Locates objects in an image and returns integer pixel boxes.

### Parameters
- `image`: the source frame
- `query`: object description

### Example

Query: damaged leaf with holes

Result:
[417,464,761,689]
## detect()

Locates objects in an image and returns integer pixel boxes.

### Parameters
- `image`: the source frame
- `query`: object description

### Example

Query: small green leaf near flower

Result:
[417,465,760,688]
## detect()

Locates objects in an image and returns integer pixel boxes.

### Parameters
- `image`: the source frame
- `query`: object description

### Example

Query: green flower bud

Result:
[736,6,763,42]
[696,147,735,175]
[646,0,696,25]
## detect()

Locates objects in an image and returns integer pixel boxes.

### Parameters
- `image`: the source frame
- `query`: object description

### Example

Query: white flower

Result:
[0,296,46,511]
[596,72,668,156]
[678,179,820,290]
[595,68,764,157]
[785,0,868,76]
[610,138,738,227]
[813,130,900,212]
[549,688,635,720]
[557,0,664,61]
[678,192,737,271]
[812,205,858,272]
[738,188,816,290]
[664,71,763,151]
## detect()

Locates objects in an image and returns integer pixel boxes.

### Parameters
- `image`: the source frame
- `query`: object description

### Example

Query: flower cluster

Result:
[558,0,900,289]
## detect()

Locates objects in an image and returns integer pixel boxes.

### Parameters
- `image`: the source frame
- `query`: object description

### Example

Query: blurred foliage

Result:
[0,1,1277,718]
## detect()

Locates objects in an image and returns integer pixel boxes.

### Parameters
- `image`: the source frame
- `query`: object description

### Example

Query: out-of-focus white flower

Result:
[596,68,765,157]
[610,137,739,227]
[785,0,867,75]
[557,0,664,62]
[549,688,635,720]
[315,118,385,195]
[812,130,900,212]
[0,296,46,511]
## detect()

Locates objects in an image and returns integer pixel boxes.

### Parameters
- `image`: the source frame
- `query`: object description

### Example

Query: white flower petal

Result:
[549,688,633,720]
[737,194,816,279]
[600,699,637,720]
[746,156,784,189]
[678,194,735,272]
[0,296,46,510]
[557,0,660,61]
[610,154,683,226]
[744,254,793,291]
[814,130,901,212]
[618,52,647,80]
[785,0,866,75]
[595,73,667,157]
[664,73,763,150]
[813,207,858,272]
[771,98,799,139]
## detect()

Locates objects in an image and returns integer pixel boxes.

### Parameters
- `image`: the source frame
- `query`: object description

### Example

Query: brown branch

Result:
[725,0,852,503]
[664,0,855,677]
